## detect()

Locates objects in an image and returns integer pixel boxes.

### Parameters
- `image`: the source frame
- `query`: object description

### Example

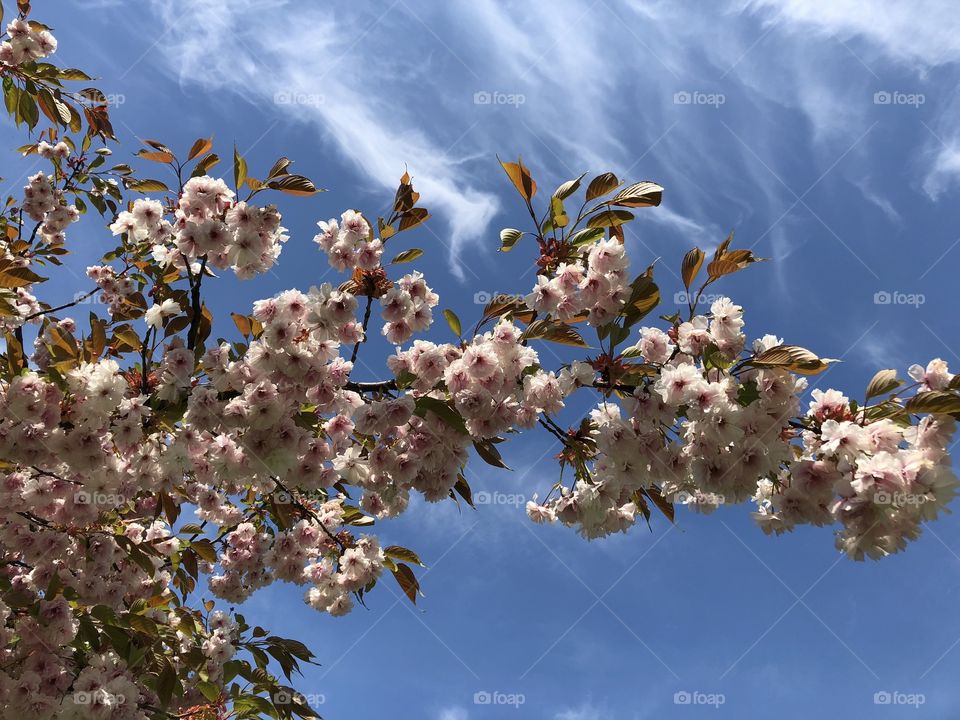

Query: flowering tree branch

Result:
[0,7,957,720]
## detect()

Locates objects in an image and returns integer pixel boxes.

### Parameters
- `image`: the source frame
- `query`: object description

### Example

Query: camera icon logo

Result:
[473,290,492,304]
[874,691,892,705]
[673,91,691,105]
[474,691,492,705]
[873,290,891,305]
[674,691,692,704]
[473,91,492,105]
[873,91,891,105]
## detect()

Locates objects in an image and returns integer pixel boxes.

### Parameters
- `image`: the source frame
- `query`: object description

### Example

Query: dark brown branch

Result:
[349,294,374,364]
[186,256,208,351]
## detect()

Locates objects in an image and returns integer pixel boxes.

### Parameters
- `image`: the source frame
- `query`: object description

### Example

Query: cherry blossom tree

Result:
[1,4,958,719]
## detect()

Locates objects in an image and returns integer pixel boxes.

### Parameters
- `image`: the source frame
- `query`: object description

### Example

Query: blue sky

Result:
[7,0,960,717]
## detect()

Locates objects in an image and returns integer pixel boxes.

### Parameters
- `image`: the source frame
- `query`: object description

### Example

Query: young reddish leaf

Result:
[585,172,620,200]
[681,247,704,290]
[392,563,420,604]
[498,156,537,202]
[187,136,213,160]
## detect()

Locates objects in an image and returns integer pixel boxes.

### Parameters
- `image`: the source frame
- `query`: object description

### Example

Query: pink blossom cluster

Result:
[112,179,289,279]
[753,373,958,559]
[2,116,958,716]
[36,141,69,161]
[525,298,958,556]
[22,171,80,245]
[0,19,56,67]
[525,238,630,325]
[0,285,41,332]
[86,265,136,316]
[313,209,382,271]
[387,319,567,434]
[380,271,438,344]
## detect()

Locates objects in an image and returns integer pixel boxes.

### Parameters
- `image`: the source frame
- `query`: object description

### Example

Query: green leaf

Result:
[553,172,587,200]
[233,144,247,191]
[866,369,902,400]
[904,390,960,415]
[3,76,19,117]
[453,474,475,508]
[414,396,467,434]
[266,174,323,196]
[123,178,169,193]
[473,438,510,469]
[621,269,660,329]
[17,90,38,129]
[737,379,761,407]
[156,658,179,707]
[499,228,523,252]
[586,209,634,229]
[384,545,425,566]
[568,227,605,247]
[443,308,461,337]
[59,68,94,81]
[390,248,423,264]
[640,486,675,523]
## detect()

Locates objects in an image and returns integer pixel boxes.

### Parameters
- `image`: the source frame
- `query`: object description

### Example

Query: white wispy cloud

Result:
[437,706,469,720]
[743,0,960,67]
[147,0,957,285]
[149,0,499,279]
[555,702,605,720]
[744,0,960,198]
